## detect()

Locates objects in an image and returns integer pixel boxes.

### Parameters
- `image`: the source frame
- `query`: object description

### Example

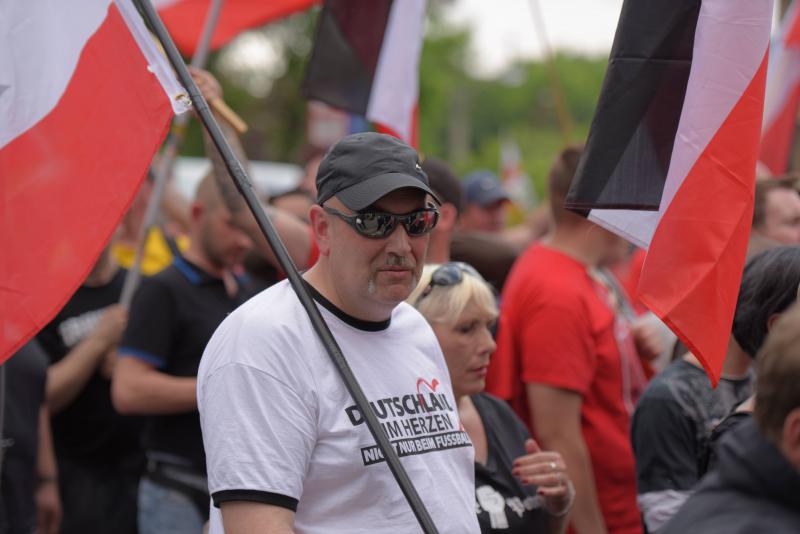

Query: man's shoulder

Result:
[199,282,314,379]
[662,478,800,534]
[219,284,428,346]
[636,360,711,418]
[222,280,303,335]
[504,245,589,302]
[642,360,705,398]
[146,262,184,283]
[126,267,191,319]
[133,264,185,298]
[506,244,554,280]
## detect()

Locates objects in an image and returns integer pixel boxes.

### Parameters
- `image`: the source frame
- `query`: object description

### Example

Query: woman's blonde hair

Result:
[408,263,498,325]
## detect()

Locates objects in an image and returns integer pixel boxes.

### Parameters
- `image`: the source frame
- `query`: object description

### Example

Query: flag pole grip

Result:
[134,2,441,532]
[210,98,248,134]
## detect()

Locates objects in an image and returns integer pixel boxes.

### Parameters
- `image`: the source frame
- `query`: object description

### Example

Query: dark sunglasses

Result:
[323,206,439,239]
[415,262,483,305]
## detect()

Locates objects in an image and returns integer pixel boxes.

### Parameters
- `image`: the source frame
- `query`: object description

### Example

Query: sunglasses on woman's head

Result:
[323,206,439,239]
[415,262,483,305]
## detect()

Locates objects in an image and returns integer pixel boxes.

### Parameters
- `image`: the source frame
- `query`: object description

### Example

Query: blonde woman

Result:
[409,262,575,534]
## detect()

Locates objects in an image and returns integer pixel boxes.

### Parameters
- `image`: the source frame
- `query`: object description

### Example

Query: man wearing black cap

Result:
[198,133,480,534]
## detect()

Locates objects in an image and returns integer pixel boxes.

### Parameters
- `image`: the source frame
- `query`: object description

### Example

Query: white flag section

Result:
[1,3,107,147]
[367,0,426,144]
[0,0,188,362]
[1,0,187,149]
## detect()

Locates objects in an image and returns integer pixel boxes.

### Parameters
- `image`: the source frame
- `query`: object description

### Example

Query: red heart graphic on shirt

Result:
[416,377,439,394]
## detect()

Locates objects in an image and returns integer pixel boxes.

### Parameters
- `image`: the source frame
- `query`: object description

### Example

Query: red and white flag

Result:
[302,0,426,146]
[0,0,189,363]
[153,0,319,56]
[759,2,800,176]
[566,0,773,383]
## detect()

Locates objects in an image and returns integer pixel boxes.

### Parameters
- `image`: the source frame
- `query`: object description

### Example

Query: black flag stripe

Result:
[302,0,393,115]
[566,0,701,211]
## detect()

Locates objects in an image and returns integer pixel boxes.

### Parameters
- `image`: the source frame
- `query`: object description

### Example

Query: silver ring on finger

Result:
[549,461,557,472]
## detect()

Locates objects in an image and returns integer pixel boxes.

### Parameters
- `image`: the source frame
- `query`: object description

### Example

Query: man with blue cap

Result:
[460,170,510,233]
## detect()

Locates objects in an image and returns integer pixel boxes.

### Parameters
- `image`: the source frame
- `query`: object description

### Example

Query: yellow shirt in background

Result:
[113,227,190,275]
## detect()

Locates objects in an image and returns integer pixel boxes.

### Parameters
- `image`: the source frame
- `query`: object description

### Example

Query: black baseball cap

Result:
[316,132,440,211]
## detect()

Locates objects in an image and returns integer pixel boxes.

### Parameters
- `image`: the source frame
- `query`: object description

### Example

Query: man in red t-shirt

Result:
[486,146,658,534]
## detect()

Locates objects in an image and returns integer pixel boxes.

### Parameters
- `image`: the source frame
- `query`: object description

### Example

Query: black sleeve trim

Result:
[212,490,298,511]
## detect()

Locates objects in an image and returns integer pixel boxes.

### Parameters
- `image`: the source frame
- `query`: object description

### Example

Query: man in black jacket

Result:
[662,302,800,534]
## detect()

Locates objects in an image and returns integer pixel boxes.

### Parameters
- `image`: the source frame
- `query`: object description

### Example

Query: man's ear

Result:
[457,203,477,230]
[767,312,783,332]
[781,408,800,470]
[437,203,458,232]
[309,205,331,256]
[190,202,204,224]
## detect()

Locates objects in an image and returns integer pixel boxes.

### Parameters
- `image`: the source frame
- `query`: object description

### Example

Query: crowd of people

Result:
[2,69,800,534]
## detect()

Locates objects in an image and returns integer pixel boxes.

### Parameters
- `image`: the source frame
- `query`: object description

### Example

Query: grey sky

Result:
[448,0,785,77]
[448,0,624,77]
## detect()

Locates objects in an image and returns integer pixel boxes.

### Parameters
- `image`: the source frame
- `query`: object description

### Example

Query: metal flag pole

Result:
[133,1,441,532]
[119,0,225,306]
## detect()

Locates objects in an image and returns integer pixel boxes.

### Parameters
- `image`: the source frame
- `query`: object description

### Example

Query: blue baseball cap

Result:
[463,170,509,207]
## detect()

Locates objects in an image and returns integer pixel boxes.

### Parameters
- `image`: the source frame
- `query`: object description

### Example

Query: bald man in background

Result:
[112,174,256,534]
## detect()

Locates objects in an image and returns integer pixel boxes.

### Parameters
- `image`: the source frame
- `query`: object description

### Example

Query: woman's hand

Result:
[511,439,575,517]
[35,478,62,534]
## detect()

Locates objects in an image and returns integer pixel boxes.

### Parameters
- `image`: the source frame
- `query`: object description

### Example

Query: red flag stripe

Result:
[759,2,800,175]
[785,2,800,47]
[639,50,769,384]
[410,101,419,149]
[0,4,174,362]
[373,102,419,149]
[156,0,319,55]
[760,83,800,175]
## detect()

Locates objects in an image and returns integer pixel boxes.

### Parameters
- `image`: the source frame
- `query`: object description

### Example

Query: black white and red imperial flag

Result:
[565,0,773,384]
[302,0,426,146]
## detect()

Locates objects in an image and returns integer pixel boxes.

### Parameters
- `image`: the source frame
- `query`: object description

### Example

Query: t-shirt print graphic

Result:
[344,377,473,466]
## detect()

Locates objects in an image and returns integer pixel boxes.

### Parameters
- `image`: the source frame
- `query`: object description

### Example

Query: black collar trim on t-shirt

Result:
[302,281,391,332]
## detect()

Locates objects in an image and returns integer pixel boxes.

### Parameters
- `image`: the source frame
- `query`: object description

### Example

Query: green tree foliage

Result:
[180,9,319,164]
[417,17,606,197]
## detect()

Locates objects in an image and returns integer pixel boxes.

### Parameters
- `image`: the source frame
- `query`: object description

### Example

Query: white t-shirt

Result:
[198,280,479,534]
